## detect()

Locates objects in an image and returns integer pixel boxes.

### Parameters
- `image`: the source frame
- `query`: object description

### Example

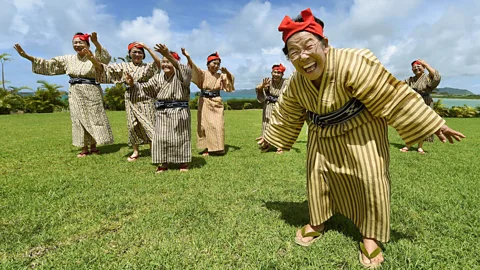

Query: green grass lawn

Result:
[1,110,479,269]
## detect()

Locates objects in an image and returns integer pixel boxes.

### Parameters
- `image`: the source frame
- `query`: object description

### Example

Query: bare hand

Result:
[135,41,148,49]
[181,48,189,58]
[14,44,28,58]
[417,59,427,67]
[91,32,98,44]
[81,48,94,60]
[124,72,134,87]
[262,77,271,88]
[154,44,169,55]
[435,124,465,143]
[221,67,229,74]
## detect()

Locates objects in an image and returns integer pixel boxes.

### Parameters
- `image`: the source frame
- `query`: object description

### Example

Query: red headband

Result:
[412,60,422,67]
[207,52,221,63]
[272,64,286,73]
[128,42,143,51]
[73,33,90,42]
[170,52,180,61]
[278,8,324,42]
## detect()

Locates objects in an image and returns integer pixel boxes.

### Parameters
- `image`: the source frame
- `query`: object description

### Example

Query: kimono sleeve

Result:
[221,73,235,92]
[95,46,112,64]
[426,70,441,93]
[32,56,66,76]
[176,63,192,87]
[190,62,205,88]
[97,63,124,84]
[133,74,161,99]
[345,50,445,146]
[256,82,266,103]
[264,74,306,150]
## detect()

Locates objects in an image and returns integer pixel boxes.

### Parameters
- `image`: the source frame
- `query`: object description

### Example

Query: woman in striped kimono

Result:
[13,32,114,158]
[125,44,192,173]
[262,8,464,268]
[181,50,235,156]
[92,42,161,161]
[255,64,288,154]
[400,59,441,154]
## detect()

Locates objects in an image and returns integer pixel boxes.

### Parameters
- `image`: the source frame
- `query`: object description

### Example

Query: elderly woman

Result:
[255,64,289,154]
[124,44,192,173]
[181,50,235,156]
[90,42,161,161]
[262,8,464,269]
[400,59,441,154]
[14,32,113,157]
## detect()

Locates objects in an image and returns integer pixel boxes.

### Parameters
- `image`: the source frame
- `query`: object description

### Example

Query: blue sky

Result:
[1,0,480,94]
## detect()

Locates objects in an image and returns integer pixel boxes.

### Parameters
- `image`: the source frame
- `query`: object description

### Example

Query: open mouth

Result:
[303,62,317,73]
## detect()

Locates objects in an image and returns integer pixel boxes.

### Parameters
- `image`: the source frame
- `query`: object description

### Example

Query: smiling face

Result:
[72,38,89,55]
[161,57,174,76]
[271,70,284,82]
[286,31,329,85]
[129,47,144,65]
[207,59,221,74]
[412,64,424,77]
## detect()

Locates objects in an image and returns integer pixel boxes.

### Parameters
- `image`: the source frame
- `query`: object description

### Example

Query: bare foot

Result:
[295,223,325,244]
[276,148,283,154]
[361,238,384,266]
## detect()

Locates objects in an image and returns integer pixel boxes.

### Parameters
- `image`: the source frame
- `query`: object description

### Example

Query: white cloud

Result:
[117,9,172,47]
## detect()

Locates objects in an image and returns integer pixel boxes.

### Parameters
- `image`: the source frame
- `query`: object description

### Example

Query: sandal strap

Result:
[359,242,382,259]
[301,225,323,238]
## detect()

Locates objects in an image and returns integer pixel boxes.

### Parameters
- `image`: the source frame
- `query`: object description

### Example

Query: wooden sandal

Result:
[358,242,383,269]
[399,146,409,152]
[417,148,426,154]
[294,225,325,247]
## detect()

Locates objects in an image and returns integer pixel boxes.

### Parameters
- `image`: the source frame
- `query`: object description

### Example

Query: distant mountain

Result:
[435,87,475,96]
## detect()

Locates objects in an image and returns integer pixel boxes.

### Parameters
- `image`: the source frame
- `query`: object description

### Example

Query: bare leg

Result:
[417,141,425,154]
[361,238,384,266]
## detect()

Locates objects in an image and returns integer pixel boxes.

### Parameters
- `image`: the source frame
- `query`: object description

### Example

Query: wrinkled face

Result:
[207,59,221,73]
[271,70,284,81]
[72,38,89,54]
[286,31,329,84]
[412,64,424,76]
[129,47,144,64]
[161,57,174,75]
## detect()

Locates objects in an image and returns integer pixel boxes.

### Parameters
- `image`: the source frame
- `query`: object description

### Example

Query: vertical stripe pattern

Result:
[32,48,114,147]
[191,62,235,152]
[265,47,445,242]
[134,63,192,164]
[256,78,288,135]
[98,61,158,145]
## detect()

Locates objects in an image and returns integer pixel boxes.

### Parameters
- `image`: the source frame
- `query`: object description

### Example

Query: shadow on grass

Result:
[190,156,207,169]
[263,200,414,243]
[97,143,128,154]
[225,144,241,153]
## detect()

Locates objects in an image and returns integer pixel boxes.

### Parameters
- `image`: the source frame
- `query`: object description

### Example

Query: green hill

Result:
[435,87,475,95]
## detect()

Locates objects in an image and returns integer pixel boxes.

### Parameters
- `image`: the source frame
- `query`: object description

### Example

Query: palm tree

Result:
[25,80,66,113]
[0,53,12,90]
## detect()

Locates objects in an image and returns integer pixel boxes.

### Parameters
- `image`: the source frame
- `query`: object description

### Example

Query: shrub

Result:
[104,84,126,111]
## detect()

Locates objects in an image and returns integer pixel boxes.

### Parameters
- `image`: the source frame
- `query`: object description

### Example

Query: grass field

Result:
[1,110,479,269]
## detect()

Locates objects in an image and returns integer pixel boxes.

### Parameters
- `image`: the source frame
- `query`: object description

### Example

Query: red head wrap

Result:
[170,52,180,61]
[73,33,90,42]
[272,64,286,73]
[278,8,324,42]
[128,42,143,51]
[207,52,221,63]
[411,60,422,67]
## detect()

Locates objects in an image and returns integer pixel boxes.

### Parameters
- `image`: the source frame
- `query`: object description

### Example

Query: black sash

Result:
[307,98,366,128]
[155,100,189,109]
[200,90,220,98]
[266,95,278,103]
[69,77,99,85]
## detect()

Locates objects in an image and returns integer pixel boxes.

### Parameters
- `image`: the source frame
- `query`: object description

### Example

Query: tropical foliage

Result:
[103,83,126,111]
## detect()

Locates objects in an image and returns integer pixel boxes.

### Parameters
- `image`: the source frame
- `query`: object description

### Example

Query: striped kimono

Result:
[32,48,114,147]
[256,78,288,136]
[264,48,445,242]
[134,63,192,164]
[404,71,441,142]
[191,64,235,152]
[97,62,158,145]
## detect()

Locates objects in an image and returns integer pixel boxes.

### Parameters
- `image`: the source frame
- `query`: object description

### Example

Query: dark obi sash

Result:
[266,95,279,103]
[200,90,220,98]
[69,77,99,85]
[307,98,366,128]
[155,100,189,110]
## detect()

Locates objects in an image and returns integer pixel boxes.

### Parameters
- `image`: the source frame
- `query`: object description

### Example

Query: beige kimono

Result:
[191,63,235,152]
[256,78,288,136]
[404,70,441,142]
[32,48,114,147]
[97,62,158,145]
[265,48,445,242]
